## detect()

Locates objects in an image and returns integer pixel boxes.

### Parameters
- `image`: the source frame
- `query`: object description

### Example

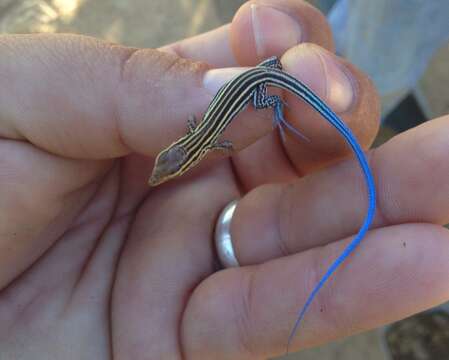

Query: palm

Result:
[0,148,240,358]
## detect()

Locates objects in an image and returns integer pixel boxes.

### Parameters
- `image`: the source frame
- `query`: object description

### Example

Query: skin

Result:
[1,1,449,359]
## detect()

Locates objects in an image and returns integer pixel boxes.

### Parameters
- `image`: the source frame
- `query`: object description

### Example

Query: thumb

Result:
[0,34,262,159]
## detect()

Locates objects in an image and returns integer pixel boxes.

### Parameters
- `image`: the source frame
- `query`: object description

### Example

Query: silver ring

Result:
[215,199,239,268]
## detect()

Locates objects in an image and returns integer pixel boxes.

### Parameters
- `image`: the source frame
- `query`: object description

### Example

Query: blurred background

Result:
[1,0,447,359]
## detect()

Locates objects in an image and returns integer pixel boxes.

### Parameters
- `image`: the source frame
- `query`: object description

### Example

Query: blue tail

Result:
[273,73,376,353]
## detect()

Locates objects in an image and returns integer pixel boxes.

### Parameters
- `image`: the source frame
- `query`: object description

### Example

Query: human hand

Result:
[1,1,448,359]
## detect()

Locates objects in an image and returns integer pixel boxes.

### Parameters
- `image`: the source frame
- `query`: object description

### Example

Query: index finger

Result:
[0,34,287,161]
[0,34,213,159]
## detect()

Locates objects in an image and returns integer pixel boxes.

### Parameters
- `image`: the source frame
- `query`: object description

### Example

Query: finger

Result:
[281,44,380,172]
[160,25,238,67]
[0,34,212,158]
[231,0,334,65]
[232,44,380,189]
[112,164,238,359]
[231,115,449,265]
[182,224,449,359]
[162,0,334,68]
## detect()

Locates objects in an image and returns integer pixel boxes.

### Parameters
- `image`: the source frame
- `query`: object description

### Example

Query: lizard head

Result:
[148,144,188,186]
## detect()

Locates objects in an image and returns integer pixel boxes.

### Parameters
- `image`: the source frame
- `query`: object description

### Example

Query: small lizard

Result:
[148,57,376,352]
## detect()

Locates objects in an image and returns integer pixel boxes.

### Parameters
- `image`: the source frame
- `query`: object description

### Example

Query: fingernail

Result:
[283,44,355,113]
[203,67,247,94]
[251,4,302,59]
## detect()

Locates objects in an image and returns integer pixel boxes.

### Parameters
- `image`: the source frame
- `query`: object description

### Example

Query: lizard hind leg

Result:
[273,101,310,142]
[252,83,309,142]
